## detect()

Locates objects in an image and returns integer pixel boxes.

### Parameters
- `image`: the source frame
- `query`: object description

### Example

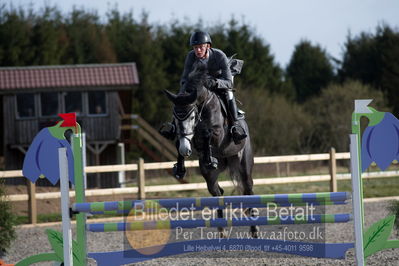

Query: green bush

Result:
[238,89,311,155]
[388,200,399,235]
[0,182,17,253]
[304,80,389,153]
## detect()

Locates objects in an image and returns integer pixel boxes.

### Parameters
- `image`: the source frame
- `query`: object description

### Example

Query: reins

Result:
[195,89,213,127]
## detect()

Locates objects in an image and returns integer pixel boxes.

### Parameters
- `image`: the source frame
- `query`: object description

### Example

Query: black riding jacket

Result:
[179,48,233,93]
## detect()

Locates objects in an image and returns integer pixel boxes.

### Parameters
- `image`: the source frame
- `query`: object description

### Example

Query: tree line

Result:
[1,5,398,155]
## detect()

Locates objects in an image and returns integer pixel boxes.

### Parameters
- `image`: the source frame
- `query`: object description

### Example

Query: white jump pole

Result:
[59,147,73,266]
[350,134,365,266]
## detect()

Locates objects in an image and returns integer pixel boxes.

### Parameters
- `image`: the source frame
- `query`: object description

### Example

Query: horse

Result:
[164,65,258,238]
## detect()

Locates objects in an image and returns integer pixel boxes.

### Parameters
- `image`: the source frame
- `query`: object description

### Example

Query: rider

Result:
[160,31,247,144]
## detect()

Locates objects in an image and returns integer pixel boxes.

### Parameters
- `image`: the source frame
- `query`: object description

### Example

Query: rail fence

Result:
[2,148,399,224]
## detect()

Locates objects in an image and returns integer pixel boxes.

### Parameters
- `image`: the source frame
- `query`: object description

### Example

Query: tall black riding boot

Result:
[228,97,247,144]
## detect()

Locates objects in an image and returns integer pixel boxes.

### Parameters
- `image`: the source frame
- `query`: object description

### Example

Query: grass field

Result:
[142,174,399,199]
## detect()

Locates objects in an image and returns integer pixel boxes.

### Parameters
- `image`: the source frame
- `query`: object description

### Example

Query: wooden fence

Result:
[2,148,399,224]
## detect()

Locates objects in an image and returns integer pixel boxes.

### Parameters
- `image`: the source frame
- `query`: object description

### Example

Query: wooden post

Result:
[27,179,37,224]
[137,158,145,199]
[329,147,337,192]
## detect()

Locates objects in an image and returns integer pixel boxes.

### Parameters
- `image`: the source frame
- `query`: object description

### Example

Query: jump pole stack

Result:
[70,192,352,233]
[59,148,356,265]
[14,100,399,266]
[72,191,351,213]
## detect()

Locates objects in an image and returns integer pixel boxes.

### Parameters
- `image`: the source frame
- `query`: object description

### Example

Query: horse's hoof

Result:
[250,226,260,239]
[173,163,186,180]
[218,227,228,238]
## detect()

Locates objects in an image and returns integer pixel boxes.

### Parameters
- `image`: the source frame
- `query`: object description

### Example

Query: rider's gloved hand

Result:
[204,78,217,89]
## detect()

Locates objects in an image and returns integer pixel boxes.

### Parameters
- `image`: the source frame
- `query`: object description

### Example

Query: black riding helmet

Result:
[189,31,212,46]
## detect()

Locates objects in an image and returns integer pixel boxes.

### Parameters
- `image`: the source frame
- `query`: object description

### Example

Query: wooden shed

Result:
[0,63,139,187]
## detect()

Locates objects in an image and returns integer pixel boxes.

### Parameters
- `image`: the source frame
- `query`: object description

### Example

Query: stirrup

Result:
[231,125,247,144]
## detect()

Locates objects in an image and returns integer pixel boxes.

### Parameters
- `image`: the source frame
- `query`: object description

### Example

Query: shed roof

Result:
[0,63,139,93]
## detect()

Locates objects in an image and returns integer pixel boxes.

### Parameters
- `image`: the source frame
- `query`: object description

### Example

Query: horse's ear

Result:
[184,89,197,104]
[174,89,197,105]
[163,90,178,104]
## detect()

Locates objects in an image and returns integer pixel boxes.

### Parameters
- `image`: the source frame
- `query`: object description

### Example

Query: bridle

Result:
[173,88,214,140]
[173,105,198,138]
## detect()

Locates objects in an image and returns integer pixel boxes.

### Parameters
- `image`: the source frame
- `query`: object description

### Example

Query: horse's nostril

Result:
[179,138,192,157]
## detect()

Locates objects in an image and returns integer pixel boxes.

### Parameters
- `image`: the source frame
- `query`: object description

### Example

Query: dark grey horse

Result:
[164,66,258,237]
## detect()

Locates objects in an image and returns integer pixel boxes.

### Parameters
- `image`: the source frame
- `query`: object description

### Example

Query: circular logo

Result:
[125,200,171,255]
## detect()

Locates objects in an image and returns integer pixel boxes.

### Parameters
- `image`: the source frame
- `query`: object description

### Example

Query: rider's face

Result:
[193,43,209,59]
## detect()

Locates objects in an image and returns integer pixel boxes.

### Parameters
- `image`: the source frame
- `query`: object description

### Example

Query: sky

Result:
[8,0,399,67]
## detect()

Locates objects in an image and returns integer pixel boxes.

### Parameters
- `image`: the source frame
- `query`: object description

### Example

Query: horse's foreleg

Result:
[173,141,186,180]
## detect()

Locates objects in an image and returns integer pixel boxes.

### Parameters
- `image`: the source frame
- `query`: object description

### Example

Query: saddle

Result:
[214,55,245,120]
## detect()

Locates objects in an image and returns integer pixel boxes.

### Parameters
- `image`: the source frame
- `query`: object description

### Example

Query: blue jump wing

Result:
[23,128,75,185]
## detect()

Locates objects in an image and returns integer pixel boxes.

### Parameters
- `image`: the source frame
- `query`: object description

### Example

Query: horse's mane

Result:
[184,64,208,93]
